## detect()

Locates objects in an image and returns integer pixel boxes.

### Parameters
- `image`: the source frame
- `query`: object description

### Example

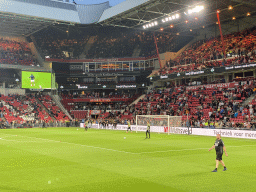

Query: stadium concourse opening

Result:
[0,0,256,191]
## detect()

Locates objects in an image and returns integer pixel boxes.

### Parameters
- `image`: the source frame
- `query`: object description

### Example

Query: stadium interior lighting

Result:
[143,21,158,29]
[232,16,236,20]
[162,14,179,23]
[247,12,251,16]
[160,28,164,31]
[195,17,198,20]
[217,10,220,13]
[170,24,174,28]
[228,5,233,10]
[187,5,204,14]
[185,20,188,23]
[190,29,193,32]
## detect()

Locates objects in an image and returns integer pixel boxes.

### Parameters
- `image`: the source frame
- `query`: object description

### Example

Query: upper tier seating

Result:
[0,39,37,66]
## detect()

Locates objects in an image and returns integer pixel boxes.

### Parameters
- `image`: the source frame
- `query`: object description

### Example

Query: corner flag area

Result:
[0,128,255,192]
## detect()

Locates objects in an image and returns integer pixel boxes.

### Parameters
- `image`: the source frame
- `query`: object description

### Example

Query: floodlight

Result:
[154,21,158,25]
[188,5,204,14]
[176,14,179,19]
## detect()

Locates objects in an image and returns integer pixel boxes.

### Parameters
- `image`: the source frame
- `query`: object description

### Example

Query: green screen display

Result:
[22,71,52,89]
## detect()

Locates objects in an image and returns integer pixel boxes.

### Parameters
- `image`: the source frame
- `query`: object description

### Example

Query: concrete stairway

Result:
[29,36,45,63]
[242,93,256,107]
[51,94,72,120]
[27,40,44,67]
[79,36,97,59]
[129,94,145,106]
[132,44,141,58]
[35,97,56,121]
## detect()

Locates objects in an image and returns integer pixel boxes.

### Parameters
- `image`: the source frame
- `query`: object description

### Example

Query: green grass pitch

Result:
[0,128,255,192]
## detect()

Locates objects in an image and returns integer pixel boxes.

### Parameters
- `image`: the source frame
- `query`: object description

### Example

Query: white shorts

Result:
[31,80,35,82]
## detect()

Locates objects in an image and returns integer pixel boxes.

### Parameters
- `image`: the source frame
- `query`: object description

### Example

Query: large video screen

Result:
[22,71,52,89]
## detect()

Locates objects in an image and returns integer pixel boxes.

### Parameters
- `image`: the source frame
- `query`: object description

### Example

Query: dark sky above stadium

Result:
[72,0,126,6]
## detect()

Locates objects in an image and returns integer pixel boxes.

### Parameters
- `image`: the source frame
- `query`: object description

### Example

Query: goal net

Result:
[136,115,183,135]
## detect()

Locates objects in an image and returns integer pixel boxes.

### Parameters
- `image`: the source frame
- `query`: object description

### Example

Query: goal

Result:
[135,115,183,135]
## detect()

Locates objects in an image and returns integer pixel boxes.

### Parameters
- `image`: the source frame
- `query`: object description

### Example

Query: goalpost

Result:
[136,115,183,135]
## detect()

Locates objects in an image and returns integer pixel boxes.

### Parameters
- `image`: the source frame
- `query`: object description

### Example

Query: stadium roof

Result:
[98,0,256,33]
[0,0,255,37]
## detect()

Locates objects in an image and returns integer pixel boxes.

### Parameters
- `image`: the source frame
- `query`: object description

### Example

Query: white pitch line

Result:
[0,133,137,155]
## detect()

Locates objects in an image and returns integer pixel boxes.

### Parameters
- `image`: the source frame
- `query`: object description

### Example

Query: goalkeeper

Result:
[146,121,150,139]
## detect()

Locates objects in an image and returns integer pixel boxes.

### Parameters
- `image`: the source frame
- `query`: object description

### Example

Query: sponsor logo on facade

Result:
[116,85,136,88]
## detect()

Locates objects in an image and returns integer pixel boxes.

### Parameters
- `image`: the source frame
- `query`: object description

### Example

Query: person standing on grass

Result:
[209,134,228,172]
[84,120,88,131]
[126,120,132,133]
[146,121,150,139]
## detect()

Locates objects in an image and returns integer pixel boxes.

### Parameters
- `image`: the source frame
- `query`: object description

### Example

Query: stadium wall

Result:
[0,35,26,42]
[0,88,25,95]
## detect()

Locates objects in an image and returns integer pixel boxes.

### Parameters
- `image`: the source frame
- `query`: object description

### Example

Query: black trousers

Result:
[146,130,150,138]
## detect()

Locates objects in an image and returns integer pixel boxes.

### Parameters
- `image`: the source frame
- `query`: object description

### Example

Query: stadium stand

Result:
[156,27,256,75]
[0,39,37,66]
[37,94,69,121]
[34,29,192,59]
[61,92,140,120]
[0,94,54,126]
[35,36,90,59]
[132,77,255,129]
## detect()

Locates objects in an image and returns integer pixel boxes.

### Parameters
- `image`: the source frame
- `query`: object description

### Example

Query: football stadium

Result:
[0,0,256,191]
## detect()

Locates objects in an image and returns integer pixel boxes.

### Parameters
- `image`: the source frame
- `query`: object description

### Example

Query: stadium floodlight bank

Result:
[136,115,183,135]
